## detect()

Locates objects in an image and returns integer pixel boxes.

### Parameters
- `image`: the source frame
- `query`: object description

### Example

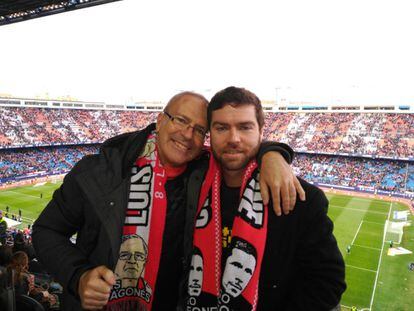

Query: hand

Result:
[259,152,306,216]
[78,266,116,310]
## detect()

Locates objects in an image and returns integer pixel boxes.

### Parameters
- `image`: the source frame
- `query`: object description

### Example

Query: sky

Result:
[0,0,413,106]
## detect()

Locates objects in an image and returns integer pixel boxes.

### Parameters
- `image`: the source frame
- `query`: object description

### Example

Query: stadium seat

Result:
[16,294,45,311]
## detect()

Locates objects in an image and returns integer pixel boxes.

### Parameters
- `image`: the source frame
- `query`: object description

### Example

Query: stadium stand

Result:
[292,154,413,193]
[0,0,121,26]
[0,103,413,196]
[0,107,157,148]
[1,107,412,159]
[264,112,414,159]
[0,145,99,183]
[0,234,61,310]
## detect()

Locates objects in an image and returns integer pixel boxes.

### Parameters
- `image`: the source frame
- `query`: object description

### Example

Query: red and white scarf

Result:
[105,132,184,311]
[187,152,268,311]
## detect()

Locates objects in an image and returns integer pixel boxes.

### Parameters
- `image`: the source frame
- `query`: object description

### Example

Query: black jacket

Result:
[258,178,346,310]
[180,172,346,310]
[32,124,171,310]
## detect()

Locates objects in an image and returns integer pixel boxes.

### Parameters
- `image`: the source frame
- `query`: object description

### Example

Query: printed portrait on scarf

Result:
[111,234,152,302]
[188,247,203,297]
[222,237,257,298]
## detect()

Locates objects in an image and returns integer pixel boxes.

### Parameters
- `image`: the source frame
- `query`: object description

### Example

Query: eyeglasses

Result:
[119,251,147,262]
[164,111,207,139]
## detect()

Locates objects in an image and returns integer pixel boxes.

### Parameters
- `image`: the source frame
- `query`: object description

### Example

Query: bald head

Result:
[164,91,208,112]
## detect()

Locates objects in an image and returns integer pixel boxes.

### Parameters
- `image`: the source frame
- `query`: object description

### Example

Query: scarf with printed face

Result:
[186,152,268,311]
[105,133,171,311]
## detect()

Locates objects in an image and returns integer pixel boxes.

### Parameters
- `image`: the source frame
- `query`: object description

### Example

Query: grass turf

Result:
[0,182,61,227]
[0,183,413,310]
[326,193,414,310]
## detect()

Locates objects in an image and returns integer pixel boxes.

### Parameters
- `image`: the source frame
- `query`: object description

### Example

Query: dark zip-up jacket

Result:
[258,178,346,310]
[32,124,164,310]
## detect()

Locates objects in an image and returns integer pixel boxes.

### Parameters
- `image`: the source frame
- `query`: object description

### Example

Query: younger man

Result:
[183,87,346,310]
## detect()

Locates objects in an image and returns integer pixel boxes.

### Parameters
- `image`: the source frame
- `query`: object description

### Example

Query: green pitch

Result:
[326,193,414,311]
[0,184,413,310]
[0,182,62,227]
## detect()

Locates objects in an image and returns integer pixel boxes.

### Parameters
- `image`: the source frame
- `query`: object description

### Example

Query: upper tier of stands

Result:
[1,107,412,160]
[0,107,157,147]
[264,112,414,160]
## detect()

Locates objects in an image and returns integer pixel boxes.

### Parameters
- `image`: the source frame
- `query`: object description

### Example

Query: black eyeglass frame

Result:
[163,111,208,138]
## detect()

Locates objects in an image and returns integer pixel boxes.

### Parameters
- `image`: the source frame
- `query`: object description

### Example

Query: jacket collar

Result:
[99,123,157,178]
[121,123,157,176]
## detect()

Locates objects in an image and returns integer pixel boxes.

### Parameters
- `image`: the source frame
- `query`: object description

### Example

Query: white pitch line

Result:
[369,202,393,310]
[346,264,377,273]
[341,304,370,311]
[353,244,381,251]
[351,221,363,245]
[362,220,384,225]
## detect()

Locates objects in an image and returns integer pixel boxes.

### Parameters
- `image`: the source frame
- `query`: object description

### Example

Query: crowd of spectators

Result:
[0,107,157,147]
[1,108,413,159]
[0,145,98,182]
[264,112,414,159]
[0,145,413,193]
[0,228,62,310]
[292,154,413,193]
[0,107,413,194]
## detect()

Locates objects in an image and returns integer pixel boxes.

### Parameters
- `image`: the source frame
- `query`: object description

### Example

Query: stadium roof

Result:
[0,0,121,26]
